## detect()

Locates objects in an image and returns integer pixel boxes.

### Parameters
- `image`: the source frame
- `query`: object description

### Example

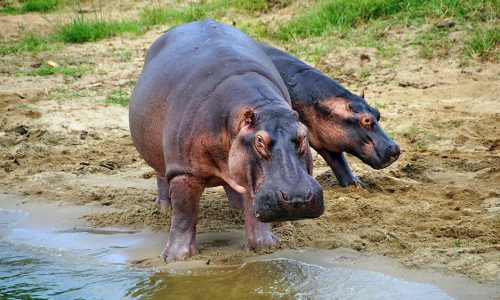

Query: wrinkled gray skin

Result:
[129,19,323,261]
[260,43,400,188]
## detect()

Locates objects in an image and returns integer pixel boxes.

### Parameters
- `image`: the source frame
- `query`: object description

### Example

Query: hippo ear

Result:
[360,89,365,99]
[243,110,256,128]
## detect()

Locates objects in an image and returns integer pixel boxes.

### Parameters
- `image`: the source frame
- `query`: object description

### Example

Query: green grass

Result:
[2,0,274,54]
[0,34,60,56]
[139,0,271,27]
[269,0,498,61]
[274,0,497,41]
[106,87,130,106]
[26,62,93,79]
[2,0,498,64]
[57,16,144,43]
[105,81,135,106]
[401,123,441,149]
[1,0,60,14]
[465,27,499,61]
[413,26,452,59]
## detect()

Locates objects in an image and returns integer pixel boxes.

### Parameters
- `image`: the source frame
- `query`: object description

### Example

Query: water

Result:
[0,203,460,300]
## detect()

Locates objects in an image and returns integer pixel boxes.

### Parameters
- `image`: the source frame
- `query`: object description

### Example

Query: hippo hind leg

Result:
[243,194,279,251]
[161,175,204,261]
[155,173,171,208]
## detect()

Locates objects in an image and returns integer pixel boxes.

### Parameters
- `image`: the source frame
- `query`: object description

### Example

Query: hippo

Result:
[129,19,324,261]
[259,43,400,188]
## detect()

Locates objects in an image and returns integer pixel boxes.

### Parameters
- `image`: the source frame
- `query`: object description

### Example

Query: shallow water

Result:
[0,197,491,300]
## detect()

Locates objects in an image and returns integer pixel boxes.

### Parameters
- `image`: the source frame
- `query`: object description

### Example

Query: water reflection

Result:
[0,207,452,300]
[126,259,452,300]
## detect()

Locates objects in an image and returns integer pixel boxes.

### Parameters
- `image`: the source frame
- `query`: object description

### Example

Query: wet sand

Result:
[1,192,498,299]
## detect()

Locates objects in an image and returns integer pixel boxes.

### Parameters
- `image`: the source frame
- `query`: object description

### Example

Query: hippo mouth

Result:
[361,152,399,170]
[347,141,400,170]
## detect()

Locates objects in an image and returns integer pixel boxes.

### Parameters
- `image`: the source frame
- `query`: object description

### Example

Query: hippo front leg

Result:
[243,194,279,251]
[318,150,366,188]
[161,175,204,261]
[223,185,244,210]
[155,173,171,208]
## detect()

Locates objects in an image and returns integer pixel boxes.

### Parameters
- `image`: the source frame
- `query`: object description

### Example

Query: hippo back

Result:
[129,19,291,176]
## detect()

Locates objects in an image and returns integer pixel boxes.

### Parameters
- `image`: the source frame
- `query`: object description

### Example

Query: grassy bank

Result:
[1,0,498,61]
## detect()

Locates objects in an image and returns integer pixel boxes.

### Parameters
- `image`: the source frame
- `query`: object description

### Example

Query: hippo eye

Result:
[359,114,373,129]
[254,134,270,159]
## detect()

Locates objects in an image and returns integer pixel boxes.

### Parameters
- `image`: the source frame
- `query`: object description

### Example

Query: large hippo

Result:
[260,43,400,187]
[129,19,324,261]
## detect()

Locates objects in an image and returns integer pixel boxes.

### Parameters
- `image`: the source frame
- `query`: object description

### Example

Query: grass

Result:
[0,34,60,56]
[465,27,499,61]
[106,81,135,106]
[1,0,498,64]
[57,17,144,43]
[414,27,453,59]
[401,123,441,149]
[269,0,498,61]
[2,0,274,54]
[274,0,497,40]
[106,87,130,106]
[1,0,60,14]
[26,62,93,79]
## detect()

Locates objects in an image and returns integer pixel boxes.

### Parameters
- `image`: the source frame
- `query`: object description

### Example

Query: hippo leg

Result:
[155,173,171,208]
[223,185,244,210]
[161,175,204,261]
[243,194,279,251]
[318,150,366,188]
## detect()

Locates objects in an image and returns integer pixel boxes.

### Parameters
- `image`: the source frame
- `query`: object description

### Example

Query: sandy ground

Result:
[0,5,499,284]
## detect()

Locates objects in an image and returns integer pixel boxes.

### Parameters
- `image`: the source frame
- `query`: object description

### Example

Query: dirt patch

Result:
[1,9,499,284]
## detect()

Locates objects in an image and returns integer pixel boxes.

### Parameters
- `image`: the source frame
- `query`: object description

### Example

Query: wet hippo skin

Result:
[129,19,324,261]
[260,43,400,188]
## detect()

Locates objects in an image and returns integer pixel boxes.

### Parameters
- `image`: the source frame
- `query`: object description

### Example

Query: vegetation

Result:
[272,0,497,40]
[106,87,130,106]
[465,27,499,61]
[401,123,441,149]
[1,0,60,13]
[26,62,93,79]
[57,17,143,43]
[0,0,497,64]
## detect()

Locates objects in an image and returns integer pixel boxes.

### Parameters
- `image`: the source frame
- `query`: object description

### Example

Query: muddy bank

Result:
[0,4,499,284]
[1,193,498,299]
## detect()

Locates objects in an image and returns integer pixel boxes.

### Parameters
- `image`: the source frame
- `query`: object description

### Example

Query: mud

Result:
[0,5,499,284]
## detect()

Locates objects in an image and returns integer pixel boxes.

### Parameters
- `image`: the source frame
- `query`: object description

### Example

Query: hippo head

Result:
[228,106,324,222]
[296,93,400,169]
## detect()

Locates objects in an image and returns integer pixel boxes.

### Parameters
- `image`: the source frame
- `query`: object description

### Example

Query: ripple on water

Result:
[0,208,452,300]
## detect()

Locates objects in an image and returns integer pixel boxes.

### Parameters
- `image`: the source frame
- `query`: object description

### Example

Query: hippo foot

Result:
[338,175,366,189]
[155,197,172,209]
[244,229,279,252]
[160,236,198,261]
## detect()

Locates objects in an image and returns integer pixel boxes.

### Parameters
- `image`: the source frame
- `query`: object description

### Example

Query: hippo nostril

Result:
[280,191,289,202]
[305,191,313,202]
[386,144,400,159]
[393,144,401,157]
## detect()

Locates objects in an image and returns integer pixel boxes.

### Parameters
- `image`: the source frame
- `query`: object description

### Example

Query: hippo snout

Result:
[375,142,400,169]
[279,190,313,206]
[253,180,324,222]
[385,143,400,161]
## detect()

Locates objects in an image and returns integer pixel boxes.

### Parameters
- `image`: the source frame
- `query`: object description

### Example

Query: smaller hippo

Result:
[129,20,324,261]
[260,43,400,187]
